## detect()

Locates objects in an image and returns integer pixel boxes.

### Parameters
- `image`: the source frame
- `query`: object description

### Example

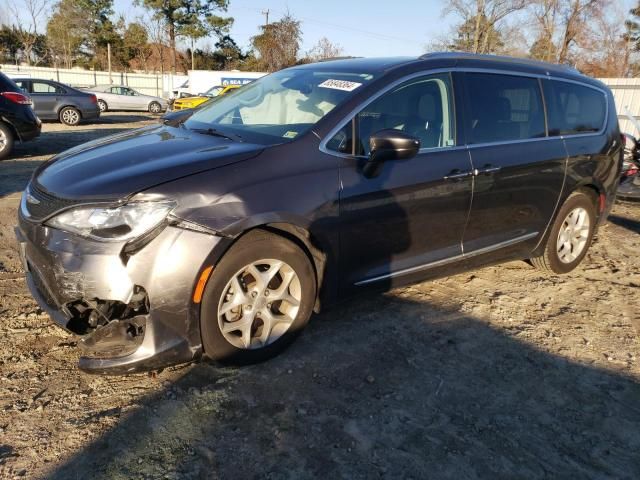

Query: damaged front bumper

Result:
[15,217,225,374]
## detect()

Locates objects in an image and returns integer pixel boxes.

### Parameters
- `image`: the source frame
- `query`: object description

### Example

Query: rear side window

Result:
[463,73,546,144]
[32,82,64,94]
[543,80,606,136]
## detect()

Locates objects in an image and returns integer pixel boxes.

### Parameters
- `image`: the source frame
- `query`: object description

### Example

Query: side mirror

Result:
[364,129,420,177]
[369,129,420,163]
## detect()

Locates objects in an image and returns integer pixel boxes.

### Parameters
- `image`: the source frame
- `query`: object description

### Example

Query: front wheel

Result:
[530,190,597,274]
[200,230,316,364]
[59,106,81,126]
[0,123,14,160]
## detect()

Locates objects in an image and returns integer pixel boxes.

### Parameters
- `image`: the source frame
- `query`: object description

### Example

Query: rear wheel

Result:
[0,123,14,160]
[59,107,81,126]
[149,101,162,114]
[97,99,108,112]
[200,230,316,364]
[530,190,597,274]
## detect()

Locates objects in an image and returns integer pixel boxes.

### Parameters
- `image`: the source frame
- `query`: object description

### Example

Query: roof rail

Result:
[315,56,363,63]
[419,52,579,74]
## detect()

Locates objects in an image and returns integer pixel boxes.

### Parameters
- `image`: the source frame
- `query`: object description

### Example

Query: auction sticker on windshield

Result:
[318,79,363,92]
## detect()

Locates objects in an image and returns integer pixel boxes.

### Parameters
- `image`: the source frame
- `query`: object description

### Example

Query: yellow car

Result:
[171,84,240,111]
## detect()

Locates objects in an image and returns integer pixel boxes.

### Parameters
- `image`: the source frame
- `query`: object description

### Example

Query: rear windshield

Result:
[0,73,21,93]
[543,80,607,136]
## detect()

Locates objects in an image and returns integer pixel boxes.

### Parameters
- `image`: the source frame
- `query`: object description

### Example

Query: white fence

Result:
[599,78,640,136]
[1,64,188,99]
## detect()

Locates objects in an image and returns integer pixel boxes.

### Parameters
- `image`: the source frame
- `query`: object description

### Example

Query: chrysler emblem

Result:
[26,192,41,205]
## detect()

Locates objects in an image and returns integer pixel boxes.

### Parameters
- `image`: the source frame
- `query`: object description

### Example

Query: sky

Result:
[112,0,455,57]
[19,0,640,58]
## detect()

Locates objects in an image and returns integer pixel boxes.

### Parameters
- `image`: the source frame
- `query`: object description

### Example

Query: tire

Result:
[0,123,14,160]
[530,190,597,274]
[200,230,316,365]
[149,101,162,114]
[97,99,108,112]
[59,106,81,126]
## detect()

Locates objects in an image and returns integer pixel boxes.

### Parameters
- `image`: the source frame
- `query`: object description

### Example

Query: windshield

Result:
[204,86,224,97]
[184,68,377,145]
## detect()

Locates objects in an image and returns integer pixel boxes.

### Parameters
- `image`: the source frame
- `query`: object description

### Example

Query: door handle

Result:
[475,165,501,175]
[443,169,473,181]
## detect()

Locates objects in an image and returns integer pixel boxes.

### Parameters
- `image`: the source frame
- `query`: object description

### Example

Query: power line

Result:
[234,6,421,45]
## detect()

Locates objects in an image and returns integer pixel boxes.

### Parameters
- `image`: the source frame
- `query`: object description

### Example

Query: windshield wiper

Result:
[190,127,243,142]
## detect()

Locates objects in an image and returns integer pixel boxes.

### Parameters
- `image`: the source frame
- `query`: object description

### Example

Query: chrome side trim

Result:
[354,231,538,286]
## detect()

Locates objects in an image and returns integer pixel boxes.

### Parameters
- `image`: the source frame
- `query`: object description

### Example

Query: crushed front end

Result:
[15,183,225,374]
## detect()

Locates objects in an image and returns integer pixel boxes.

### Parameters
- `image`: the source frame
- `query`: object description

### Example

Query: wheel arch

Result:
[570,180,604,217]
[531,180,603,256]
[199,215,330,313]
[0,117,19,141]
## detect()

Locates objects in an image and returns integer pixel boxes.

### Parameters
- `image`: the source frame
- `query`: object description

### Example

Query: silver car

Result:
[87,85,168,114]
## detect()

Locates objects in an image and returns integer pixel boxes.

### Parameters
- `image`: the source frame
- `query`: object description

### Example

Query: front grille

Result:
[25,183,78,221]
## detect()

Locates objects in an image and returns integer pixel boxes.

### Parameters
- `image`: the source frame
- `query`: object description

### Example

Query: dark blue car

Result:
[0,72,40,160]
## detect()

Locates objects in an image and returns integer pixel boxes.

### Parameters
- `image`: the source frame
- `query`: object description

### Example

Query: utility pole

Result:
[191,37,195,70]
[107,42,112,84]
[261,9,269,26]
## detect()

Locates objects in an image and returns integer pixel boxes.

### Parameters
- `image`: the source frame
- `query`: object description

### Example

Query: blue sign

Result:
[221,77,255,86]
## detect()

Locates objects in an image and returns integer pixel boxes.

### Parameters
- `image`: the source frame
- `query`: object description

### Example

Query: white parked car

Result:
[86,85,168,113]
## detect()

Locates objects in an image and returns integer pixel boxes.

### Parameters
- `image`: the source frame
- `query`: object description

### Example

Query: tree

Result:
[6,0,50,65]
[251,13,302,72]
[555,0,603,63]
[449,14,505,53]
[137,0,232,73]
[45,0,118,69]
[525,0,609,65]
[307,37,343,61]
[445,0,530,54]
[0,25,21,64]
[124,22,152,71]
[46,1,84,68]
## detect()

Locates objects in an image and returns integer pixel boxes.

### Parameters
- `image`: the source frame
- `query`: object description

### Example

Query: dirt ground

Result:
[1,113,639,479]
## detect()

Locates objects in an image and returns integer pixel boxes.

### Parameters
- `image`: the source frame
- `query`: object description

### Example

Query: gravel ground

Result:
[1,113,639,479]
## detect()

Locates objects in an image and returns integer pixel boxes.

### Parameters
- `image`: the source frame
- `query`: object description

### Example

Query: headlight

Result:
[46,201,175,241]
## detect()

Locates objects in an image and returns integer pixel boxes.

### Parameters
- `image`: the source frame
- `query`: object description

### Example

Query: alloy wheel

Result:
[217,259,301,350]
[0,128,6,152]
[556,207,590,264]
[62,108,79,125]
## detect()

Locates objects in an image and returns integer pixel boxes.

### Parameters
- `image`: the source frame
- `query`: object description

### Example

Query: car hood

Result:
[34,124,264,200]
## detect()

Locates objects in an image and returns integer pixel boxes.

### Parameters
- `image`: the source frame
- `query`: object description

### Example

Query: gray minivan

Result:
[16,53,622,373]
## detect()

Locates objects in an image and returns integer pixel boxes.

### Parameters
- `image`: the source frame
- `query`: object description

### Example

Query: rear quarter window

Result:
[543,80,606,136]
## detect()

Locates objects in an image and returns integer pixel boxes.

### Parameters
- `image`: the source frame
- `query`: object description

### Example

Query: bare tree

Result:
[556,0,604,63]
[6,0,50,65]
[143,14,169,74]
[444,0,531,54]
[529,0,559,61]
[574,2,631,76]
[307,37,344,61]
